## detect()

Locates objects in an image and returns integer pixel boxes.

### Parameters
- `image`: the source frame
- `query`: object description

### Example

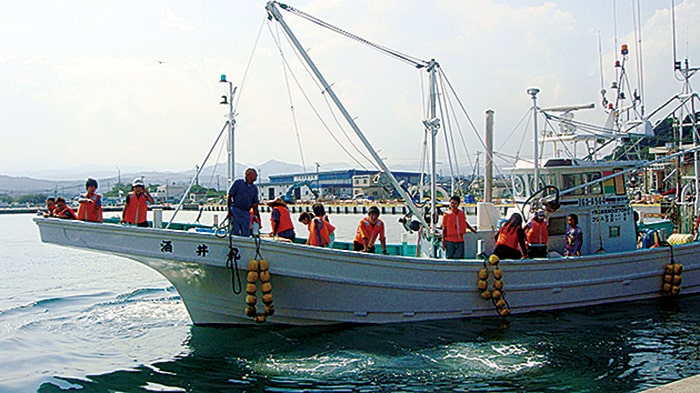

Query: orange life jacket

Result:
[77,192,102,222]
[353,217,386,247]
[442,209,467,243]
[526,219,548,245]
[123,191,149,224]
[55,205,77,220]
[270,206,294,234]
[497,225,520,250]
[309,217,334,247]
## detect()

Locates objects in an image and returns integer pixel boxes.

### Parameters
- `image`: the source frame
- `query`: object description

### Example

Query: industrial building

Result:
[260,169,424,202]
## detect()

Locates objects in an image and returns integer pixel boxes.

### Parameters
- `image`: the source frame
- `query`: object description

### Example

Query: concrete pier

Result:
[640,374,700,393]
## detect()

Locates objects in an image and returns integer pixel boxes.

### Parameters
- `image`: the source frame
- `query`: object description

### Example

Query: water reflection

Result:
[39,296,700,392]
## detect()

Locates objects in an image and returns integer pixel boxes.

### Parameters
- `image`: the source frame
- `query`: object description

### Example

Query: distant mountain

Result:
[0,159,348,196]
[0,159,474,196]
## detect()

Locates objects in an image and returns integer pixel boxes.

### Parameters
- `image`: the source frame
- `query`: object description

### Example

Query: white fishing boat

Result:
[34,2,700,326]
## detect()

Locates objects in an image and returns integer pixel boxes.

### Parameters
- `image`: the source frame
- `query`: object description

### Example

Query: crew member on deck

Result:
[227,168,260,237]
[308,203,335,247]
[441,195,476,259]
[353,206,387,254]
[52,197,77,220]
[77,178,103,223]
[564,213,583,257]
[525,209,548,258]
[121,178,154,227]
[493,212,527,260]
[268,197,295,242]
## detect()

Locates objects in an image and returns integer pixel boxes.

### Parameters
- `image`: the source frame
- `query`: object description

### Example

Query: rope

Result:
[226,225,242,295]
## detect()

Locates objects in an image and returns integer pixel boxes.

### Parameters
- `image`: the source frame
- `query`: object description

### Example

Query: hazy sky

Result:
[1,0,699,179]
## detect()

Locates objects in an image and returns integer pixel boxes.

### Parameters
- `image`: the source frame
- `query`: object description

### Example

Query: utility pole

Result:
[315,162,321,200]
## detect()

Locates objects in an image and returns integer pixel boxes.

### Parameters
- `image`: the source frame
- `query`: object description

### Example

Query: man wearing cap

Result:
[525,209,549,258]
[267,197,295,242]
[227,168,260,237]
[121,178,154,227]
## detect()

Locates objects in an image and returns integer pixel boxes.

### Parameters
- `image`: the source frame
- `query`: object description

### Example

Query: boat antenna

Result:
[672,0,680,72]
[598,32,608,109]
[633,0,645,116]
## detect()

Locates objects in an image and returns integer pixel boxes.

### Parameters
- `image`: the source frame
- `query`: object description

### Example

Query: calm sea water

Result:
[2,212,700,392]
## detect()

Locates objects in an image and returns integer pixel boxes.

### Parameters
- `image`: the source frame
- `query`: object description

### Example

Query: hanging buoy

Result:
[244,258,275,322]
[661,263,683,296]
[477,255,510,317]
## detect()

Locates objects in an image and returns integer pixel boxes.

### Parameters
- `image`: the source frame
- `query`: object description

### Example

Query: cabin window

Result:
[602,168,626,195]
[586,172,602,194]
[561,174,584,195]
[513,175,526,197]
[613,169,626,195]
[548,216,568,236]
[609,226,620,238]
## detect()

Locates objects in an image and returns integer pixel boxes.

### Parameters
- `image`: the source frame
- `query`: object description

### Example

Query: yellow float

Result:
[245,258,275,322]
[477,254,510,317]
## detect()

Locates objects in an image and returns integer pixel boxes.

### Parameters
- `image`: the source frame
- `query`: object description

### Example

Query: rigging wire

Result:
[437,75,458,190]
[276,2,429,69]
[266,21,373,170]
[233,17,268,113]
[273,23,308,173]
[438,73,465,179]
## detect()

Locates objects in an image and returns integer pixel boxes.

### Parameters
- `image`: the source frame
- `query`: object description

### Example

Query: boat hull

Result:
[34,217,700,325]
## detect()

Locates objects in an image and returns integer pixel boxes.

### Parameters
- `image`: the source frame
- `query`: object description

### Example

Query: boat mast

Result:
[265,1,429,230]
[528,88,540,187]
[220,74,237,188]
[428,60,439,242]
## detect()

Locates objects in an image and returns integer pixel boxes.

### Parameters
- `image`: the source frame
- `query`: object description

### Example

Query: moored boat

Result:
[34,1,700,326]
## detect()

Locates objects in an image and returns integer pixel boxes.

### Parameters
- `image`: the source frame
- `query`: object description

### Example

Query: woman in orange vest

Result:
[307,203,335,247]
[441,195,476,259]
[77,178,103,223]
[493,212,528,259]
[524,209,548,258]
[267,197,295,242]
[353,206,388,254]
[121,178,154,227]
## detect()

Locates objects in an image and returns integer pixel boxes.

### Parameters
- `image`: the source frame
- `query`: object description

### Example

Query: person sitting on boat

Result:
[267,197,295,242]
[77,178,103,223]
[227,168,260,237]
[52,197,77,220]
[441,195,476,259]
[564,213,583,257]
[308,203,335,247]
[493,212,527,260]
[41,197,56,217]
[121,178,154,227]
[525,209,548,258]
[353,206,388,254]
